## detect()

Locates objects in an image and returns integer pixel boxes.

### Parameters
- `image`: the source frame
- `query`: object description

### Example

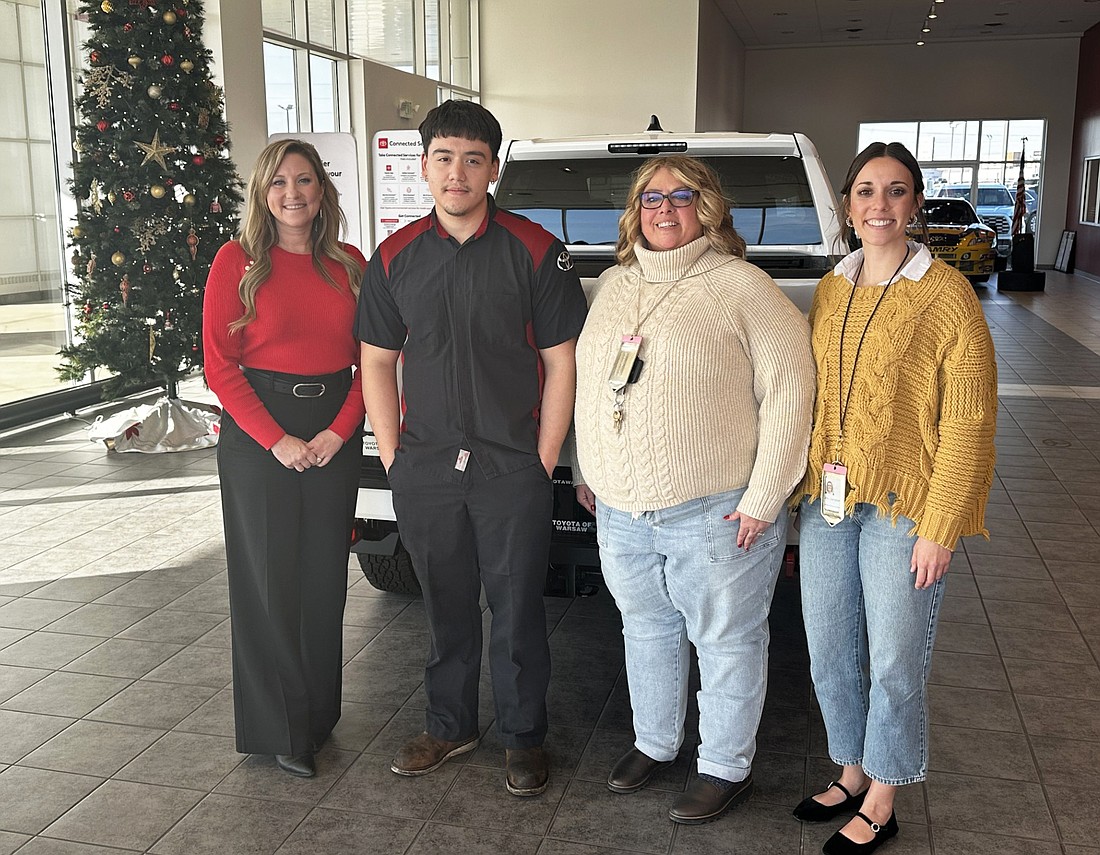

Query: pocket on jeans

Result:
[703,497,779,563]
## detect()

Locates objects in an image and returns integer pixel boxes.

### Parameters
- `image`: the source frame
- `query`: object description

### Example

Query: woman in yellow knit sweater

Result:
[792,142,997,855]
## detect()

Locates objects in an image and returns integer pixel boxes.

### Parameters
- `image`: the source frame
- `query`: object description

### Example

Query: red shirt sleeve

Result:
[202,241,286,449]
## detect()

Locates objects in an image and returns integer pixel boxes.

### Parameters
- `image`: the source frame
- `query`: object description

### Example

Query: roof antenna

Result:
[646,114,663,132]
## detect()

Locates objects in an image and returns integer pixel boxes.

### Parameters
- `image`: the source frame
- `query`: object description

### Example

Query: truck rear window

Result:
[495,155,822,247]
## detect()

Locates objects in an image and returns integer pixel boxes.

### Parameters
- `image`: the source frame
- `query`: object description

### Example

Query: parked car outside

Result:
[933,183,1036,251]
[911,197,997,283]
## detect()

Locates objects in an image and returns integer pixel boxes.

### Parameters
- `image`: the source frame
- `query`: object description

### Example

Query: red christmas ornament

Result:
[101,301,109,309]
[168,101,181,111]
[164,177,174,185]
[122,190,135,202]
[90,50,100,63]
[96,119,109,132]
[176,7,186,16]
[83,303,93,318]
[162,54,174,65]
[214,134,225,146]
[192,155,204,166]
[186,227,199,260]
[123,22,133,31]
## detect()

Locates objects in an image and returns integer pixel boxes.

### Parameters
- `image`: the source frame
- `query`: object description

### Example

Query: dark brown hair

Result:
[839,142,929,247]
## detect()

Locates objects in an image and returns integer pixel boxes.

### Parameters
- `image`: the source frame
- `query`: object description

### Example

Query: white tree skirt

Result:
[87,396,220,453]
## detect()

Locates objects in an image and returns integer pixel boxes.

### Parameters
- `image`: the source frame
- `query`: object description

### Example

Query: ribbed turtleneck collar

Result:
[633,236,729,283]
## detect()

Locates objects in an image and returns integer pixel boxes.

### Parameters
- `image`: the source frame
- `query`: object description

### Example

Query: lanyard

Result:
[835,248,909,460]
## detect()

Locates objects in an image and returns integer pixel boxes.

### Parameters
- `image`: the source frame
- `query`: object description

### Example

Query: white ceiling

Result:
[715,0,1100,48]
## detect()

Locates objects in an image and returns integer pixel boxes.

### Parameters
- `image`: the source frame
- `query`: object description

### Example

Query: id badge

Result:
[608,335,642,392]
[820,463,847,526]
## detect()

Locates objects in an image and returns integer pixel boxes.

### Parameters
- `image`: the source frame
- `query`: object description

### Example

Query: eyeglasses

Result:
[639,189,697,209]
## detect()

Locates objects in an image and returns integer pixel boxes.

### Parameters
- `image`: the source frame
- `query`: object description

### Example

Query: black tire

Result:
[357,545,421,595]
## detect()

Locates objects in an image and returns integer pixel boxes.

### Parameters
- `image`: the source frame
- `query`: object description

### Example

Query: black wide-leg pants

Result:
[216,373,361,756]
[389,459,553,749]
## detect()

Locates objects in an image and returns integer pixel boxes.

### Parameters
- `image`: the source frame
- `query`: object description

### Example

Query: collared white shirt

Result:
[833,240,932,286]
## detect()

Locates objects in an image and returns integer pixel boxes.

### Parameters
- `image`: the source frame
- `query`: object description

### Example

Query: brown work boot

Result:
[391,731,479,776]
[505,746,550,796]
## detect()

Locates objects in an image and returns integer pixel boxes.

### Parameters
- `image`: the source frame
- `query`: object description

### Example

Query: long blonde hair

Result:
[230,139,363,333]
[616,155,746,267]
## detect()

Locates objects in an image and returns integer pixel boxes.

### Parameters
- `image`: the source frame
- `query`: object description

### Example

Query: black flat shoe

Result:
[793,780,867,822]
[276,752,316,778]
[607,748,674,794]
[822,811,898,855]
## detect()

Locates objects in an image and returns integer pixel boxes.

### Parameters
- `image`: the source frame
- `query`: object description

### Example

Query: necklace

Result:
[834,246,910,462]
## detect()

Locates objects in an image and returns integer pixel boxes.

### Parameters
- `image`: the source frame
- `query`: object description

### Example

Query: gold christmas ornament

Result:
[163,10,177,23]
[180,59,194,73]
[107,191,117,204]
[150,184,167,199]
[73,139,84,153]
[147,84,162,98]
[72,225,84,239]
[128,56,142,68]
[111,250,126,266]
[88,179,104,214]
[101,0,113,11]
[134,130,178,170]
[182,193,196,207]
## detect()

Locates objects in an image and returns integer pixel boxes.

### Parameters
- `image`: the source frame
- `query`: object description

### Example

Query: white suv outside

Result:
[353,129,842,595]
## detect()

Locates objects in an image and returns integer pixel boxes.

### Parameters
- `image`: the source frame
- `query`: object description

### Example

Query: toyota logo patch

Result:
[557,251,574,271]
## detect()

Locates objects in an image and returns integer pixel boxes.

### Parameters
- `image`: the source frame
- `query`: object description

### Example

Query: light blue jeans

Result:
[595,487,786,783]
[799,498,946,785]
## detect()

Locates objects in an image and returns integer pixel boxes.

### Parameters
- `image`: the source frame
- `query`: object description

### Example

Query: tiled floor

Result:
[1,270,1100,854]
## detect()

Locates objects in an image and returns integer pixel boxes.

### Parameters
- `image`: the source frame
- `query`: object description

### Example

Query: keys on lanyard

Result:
[608,335,642,431]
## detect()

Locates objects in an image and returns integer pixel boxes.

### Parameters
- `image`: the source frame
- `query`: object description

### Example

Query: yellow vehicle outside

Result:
[912,198,997,282]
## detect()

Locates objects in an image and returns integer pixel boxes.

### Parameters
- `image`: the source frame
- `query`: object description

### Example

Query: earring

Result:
[845,215,853,227]
[909,213,918,226]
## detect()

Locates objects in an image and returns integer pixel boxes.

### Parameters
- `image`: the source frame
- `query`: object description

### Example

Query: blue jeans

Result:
[595,488,786,782]
[799,498,946,785]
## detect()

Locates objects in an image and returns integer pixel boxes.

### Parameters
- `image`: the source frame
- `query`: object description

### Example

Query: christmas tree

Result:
[62,0,243,399]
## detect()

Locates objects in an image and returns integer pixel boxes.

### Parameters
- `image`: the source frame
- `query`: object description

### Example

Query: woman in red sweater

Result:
[203,139,366,778]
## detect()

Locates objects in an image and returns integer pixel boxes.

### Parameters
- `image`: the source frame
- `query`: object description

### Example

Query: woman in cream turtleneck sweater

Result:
[573,155,814,824]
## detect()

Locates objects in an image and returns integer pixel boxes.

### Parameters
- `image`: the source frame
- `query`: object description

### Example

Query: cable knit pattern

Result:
[793,258,997,550]
[574,237,815,522]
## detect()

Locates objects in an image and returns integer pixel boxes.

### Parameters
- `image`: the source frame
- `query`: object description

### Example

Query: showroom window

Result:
[0,0,68,407]
[263,0,480,136]
[346,0,479,97]
[263,0,353,135]
[1083,158,1100,226]
[858,119,1045,240]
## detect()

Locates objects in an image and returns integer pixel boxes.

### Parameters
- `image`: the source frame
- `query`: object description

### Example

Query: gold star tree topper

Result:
[134,130,178,170]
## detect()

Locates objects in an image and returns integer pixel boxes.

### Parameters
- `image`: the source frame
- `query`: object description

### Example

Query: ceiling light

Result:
[928,11,938,19]
[922,25,930,32]
[916,39,925,45]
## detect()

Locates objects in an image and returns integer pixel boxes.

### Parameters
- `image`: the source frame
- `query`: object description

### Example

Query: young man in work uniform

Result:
[356,100,586,795]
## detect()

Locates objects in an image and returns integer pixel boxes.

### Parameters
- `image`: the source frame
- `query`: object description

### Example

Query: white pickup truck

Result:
[353,127,842,595]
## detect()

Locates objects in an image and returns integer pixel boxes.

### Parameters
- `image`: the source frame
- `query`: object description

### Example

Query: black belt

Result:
[242,367,351,399]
